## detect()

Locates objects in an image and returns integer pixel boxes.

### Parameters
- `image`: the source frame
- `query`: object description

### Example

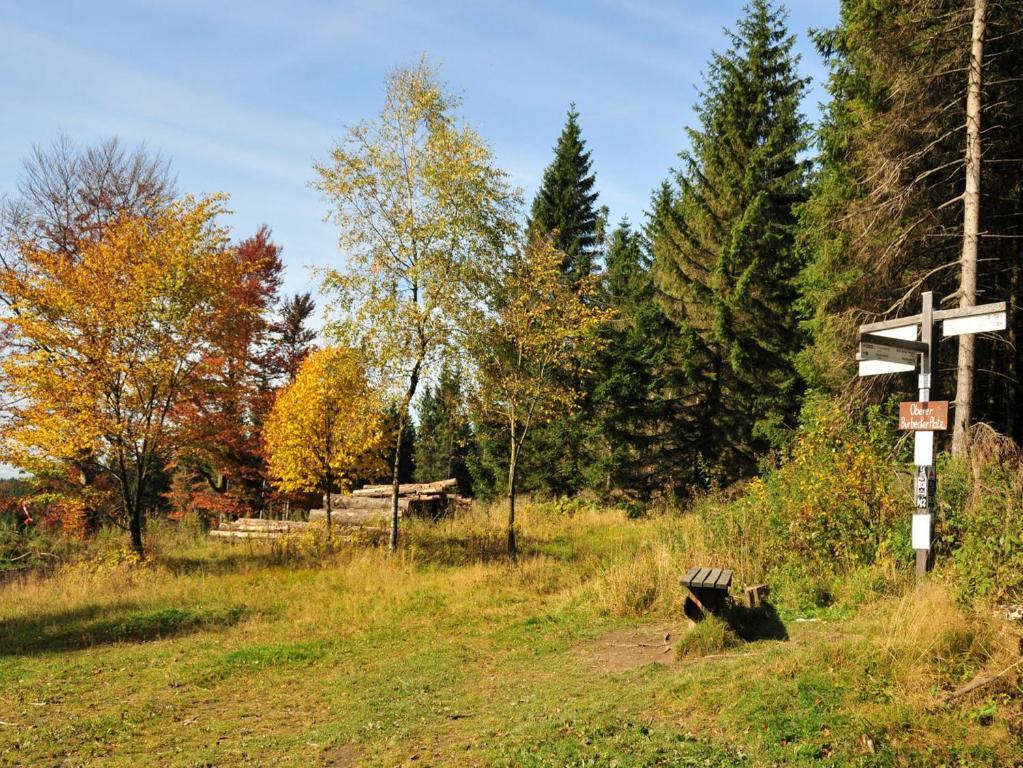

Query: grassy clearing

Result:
[1,505,1021,766]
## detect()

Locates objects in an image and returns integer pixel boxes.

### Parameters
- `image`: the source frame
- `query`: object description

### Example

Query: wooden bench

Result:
[681,567,733,622]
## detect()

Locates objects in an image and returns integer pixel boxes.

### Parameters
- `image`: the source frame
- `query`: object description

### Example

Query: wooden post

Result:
[916,292,937,577]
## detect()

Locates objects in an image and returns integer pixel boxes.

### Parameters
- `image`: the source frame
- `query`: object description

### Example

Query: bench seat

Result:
[681,567,733,591]
[681,566,733,622]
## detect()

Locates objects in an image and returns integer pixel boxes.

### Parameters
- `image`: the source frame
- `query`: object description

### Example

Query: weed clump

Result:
[675,616,740,658]
[868,582,1011,698]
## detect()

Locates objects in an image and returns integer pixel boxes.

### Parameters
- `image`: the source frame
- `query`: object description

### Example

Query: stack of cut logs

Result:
[308,478,464,525]
[209,518,311,539]
[209,478,466,540]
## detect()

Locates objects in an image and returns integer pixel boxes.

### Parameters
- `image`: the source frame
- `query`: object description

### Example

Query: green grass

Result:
[1,506,1020,766]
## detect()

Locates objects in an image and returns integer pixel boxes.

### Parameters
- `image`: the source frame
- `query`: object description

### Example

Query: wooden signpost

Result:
[857,291,1007,576]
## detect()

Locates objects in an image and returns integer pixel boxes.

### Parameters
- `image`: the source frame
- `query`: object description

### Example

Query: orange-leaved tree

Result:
[171,226,285,522]
[0,137,177,533]
[264,346,385,534]
[467,237,611,556]
[0,195,246,555]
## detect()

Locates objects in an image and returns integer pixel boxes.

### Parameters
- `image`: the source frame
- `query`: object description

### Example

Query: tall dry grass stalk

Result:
[871,581,1016,701]
[594,541,683,618]
[671,506,771,588]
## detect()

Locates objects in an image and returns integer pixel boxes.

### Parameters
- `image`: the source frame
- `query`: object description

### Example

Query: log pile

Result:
[209,518,311,539]
[210,479,468,540]
[309,478,465,523]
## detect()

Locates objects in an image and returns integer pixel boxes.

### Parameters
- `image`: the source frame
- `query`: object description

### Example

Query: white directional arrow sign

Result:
[859,341,917,368]
[943,310,1006,337]
[857,326,922,376]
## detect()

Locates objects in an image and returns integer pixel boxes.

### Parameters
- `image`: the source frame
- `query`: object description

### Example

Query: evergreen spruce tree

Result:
[516,105,605,497]
[589,219,695,501]
[527,105,601,284]
[377,404,415,485]
[651,0,809,486]
[413,363,474,495]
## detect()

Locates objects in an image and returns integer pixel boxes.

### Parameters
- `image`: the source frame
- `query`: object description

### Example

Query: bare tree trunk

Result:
[390,363,421,551]
[389,420,405,551]
[952,0,987,457]
[129,500,144,558]
[128,459,147,559]
[324,467,333,538]
[507,435,518,559]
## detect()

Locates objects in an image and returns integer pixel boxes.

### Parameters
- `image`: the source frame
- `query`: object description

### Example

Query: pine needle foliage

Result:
[650,0,810,486]
[798,0,1023,443]
[527,104,602,284]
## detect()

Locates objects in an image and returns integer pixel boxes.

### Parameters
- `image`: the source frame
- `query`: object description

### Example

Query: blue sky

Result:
[0,0,839,301]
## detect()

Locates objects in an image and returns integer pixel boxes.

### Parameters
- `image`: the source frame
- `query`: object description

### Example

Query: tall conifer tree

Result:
[414,363,474,495]
[518,105,604,496]
[528,105,601,284]
[590,219,696,500]
[651,0,809,484]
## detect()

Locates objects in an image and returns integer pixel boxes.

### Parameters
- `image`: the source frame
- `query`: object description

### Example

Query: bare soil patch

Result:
[580,622,684,672]
[320,742,361,766]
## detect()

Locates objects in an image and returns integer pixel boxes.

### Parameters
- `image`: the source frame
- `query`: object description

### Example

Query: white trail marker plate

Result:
[912,514,932,550]
[914,431,934,467]
[857,324,920,376]
[859,340,917,367]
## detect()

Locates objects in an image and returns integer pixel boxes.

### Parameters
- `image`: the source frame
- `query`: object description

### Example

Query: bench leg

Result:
[684,593,705,623]
[684,587,727,622]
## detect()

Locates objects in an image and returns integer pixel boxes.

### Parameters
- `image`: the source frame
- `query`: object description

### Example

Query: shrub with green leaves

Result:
[944,433,1023,602]
[728,395,906,572]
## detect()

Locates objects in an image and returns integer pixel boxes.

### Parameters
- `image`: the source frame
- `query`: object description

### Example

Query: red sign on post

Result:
[898,401,949,431]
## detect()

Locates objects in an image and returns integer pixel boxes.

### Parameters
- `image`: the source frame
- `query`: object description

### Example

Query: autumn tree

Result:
[264,346,384,533]
[0,136,176,531]
[172,226,285,520]
[0,136,174,262]
[0,196,247,555]
[467,238,610,556]
[313,58,518,550]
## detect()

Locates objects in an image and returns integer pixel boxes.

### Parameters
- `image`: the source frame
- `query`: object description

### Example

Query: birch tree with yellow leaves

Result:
[264,346,384,534]
[0,195,249,555]
[313,58,518,551]
[467,237,610,556]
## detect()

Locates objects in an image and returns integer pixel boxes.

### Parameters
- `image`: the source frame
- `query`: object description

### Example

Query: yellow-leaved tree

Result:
[467,237,611,556]
[264,346,385,533]
[0,195,245,555]
[313,58,518,550]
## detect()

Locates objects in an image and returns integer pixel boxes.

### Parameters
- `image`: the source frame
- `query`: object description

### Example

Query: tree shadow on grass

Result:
[403,528,577,567]
[1,602,248,656]
[722,601,789,642]
[159,550,291,577]
[161,525,562,573]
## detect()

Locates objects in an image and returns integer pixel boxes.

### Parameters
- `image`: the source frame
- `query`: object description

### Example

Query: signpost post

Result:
[857,291,1007,577]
